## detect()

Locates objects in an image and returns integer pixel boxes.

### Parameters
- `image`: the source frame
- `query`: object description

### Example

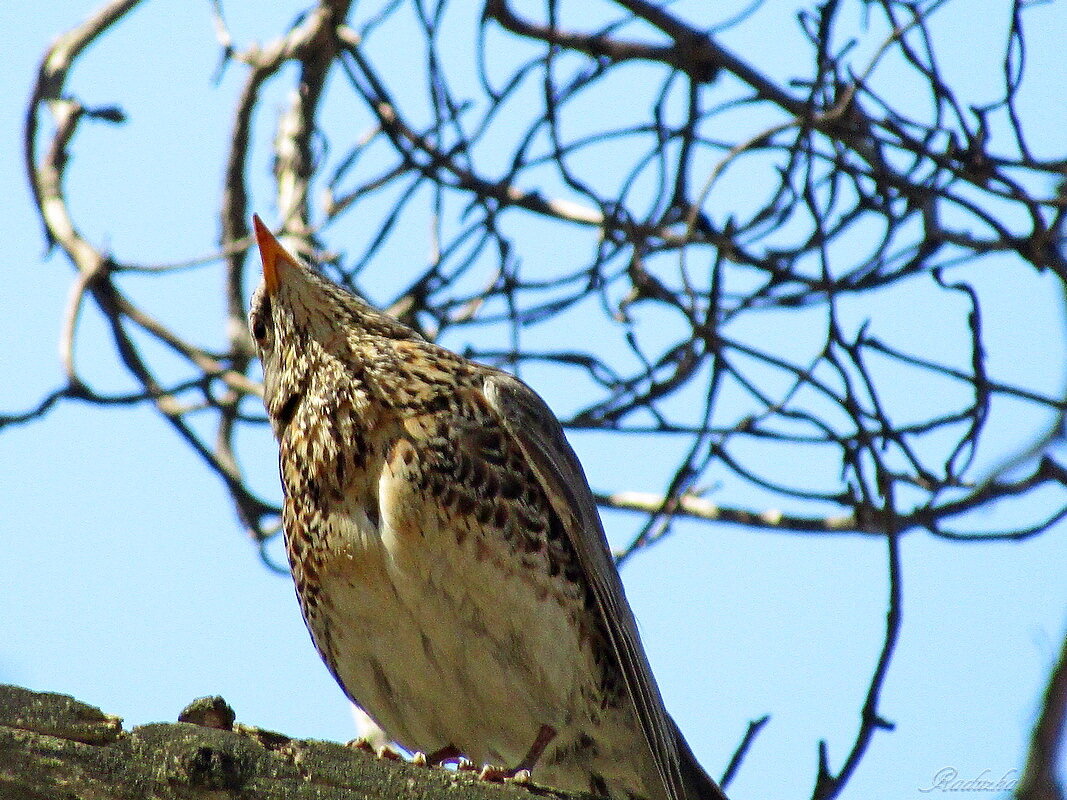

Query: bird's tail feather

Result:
[672,717,730,800]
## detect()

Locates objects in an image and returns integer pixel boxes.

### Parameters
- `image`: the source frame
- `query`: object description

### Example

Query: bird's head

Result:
[248,215,419,431]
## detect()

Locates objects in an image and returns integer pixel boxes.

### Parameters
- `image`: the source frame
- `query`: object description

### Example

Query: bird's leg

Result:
[516,724,558,772]
[478,724,558,782]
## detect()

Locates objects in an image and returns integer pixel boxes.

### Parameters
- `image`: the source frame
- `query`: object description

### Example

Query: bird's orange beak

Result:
[252,214,300,295]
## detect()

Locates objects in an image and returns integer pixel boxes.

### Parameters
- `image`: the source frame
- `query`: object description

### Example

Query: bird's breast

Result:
[279,422,606,766]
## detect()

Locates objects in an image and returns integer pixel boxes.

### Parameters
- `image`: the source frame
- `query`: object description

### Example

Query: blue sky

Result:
[2,3,1066,799]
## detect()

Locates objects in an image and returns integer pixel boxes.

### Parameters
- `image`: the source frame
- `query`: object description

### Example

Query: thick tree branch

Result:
[0,684,560,800]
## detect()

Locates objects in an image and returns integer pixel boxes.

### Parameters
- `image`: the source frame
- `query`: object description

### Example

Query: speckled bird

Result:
[248,215,728,800]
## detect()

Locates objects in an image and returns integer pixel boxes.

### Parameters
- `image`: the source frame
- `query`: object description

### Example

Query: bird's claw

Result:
[478,764,507,782]
[347,737,376,753]
[478,765,533,784]
[507,769,533,784]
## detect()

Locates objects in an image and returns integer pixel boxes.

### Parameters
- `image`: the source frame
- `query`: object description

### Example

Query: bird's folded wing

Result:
[482,372,686,800]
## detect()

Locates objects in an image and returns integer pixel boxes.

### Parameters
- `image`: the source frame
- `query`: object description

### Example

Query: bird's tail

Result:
[672,717,730,800]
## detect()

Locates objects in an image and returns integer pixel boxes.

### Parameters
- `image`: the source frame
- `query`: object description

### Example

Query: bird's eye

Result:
[252,317,268,342]
[249,290,273,351]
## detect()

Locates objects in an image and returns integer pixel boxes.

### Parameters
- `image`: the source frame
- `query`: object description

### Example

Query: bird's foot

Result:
[478,765,532,784]
[347,737,376,753]
[347,738,401,763]
[508,769,533,785]
[476,725,556,784]
[347,738,402,761]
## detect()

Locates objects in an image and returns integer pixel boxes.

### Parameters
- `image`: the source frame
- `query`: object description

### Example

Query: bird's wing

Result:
[482,371,688,800]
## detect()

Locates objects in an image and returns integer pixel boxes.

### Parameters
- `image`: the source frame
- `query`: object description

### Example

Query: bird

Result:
[248,214,728,800]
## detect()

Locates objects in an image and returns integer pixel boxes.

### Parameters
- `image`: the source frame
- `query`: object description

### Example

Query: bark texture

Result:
[0,684,562,800]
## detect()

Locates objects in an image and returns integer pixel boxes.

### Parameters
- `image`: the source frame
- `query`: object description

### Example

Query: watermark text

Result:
[919,767,1018,793]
